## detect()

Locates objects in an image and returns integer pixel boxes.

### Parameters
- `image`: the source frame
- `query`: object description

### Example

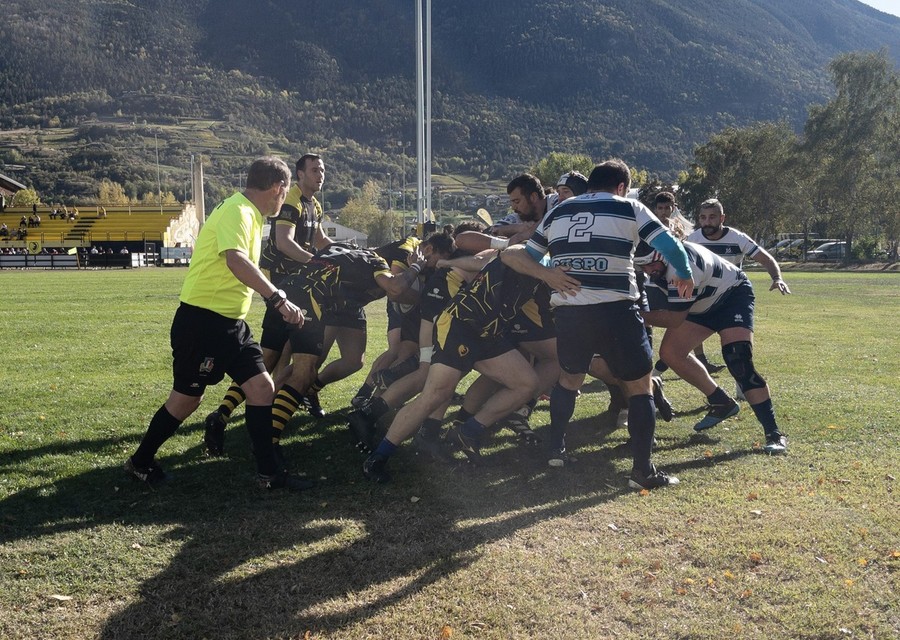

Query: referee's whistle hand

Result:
[280,301,305,326]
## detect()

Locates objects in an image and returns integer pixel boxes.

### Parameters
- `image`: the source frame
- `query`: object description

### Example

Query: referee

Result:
[124,156,312,491]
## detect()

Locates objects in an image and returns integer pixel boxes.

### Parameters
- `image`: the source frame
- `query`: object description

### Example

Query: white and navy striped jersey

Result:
[650,241,747,315]
[686,227,760,267]
[526,192,669,306]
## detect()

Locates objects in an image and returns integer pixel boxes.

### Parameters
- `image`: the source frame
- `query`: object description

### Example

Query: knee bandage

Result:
[722,341,766,393]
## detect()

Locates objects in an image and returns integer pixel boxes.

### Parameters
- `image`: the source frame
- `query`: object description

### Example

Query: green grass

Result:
[0,270,897,639]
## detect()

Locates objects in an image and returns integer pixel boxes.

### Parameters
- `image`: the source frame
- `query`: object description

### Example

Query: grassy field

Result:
[0,269,897,640]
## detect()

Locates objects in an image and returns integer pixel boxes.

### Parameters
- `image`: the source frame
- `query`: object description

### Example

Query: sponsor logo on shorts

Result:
[199,357,215,374]
[734,314,744,323]
[458,344,469,357]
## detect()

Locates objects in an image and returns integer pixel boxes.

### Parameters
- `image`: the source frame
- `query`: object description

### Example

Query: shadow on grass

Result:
[0,405,753,638]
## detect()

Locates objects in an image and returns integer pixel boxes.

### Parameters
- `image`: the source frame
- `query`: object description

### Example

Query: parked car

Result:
[806,241,847,261]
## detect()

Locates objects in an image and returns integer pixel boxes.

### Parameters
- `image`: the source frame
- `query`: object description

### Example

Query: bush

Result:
[851,237,879,260]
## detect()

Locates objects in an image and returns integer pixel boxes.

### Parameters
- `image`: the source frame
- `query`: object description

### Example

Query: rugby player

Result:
[635,241,788,454]
[202,154,330,451]
[686,198,790,399]
[500,159,694,490]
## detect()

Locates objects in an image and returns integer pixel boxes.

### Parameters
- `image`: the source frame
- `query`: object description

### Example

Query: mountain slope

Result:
[0,0,897,200]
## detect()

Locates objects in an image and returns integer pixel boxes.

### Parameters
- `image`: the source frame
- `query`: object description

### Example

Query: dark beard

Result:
[701,226,720,238]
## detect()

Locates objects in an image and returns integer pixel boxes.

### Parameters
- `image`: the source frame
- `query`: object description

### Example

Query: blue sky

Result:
[858,0,900,18]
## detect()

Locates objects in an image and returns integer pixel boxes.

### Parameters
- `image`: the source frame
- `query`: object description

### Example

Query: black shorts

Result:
[505,297,556,345]
[432,312,515,373]
[688,280,755,333]
[170,303,266,396]
[324,301,367,331]
[553,301,652,381]
[386,300,419,341]
[284,290,327,357]
[260,304,291,351]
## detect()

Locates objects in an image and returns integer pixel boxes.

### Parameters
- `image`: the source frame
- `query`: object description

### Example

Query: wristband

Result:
[265,289,287,310]
[409,262,423,273]
[490,237,509,250]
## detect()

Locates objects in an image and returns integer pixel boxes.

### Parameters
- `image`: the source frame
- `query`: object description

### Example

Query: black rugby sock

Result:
[245,404,278,475]
[133,405,182,467]
[627,394,656,476]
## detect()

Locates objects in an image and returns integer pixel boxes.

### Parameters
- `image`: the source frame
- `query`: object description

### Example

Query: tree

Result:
[12,188,40,206]
[531,152,594,190]
[677,122,803,243]
[801,50,900,262]
[338,180,382,237]
[98,179,130,204]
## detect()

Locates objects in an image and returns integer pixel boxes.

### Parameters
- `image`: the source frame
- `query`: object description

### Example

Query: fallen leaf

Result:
[752,441,761,449]
[707,577,716,587]
[749,552,763,564]
[48,595,73,602]
[620,591,632,602]
[675,587,687,595]
[817,477,825,485]
[890,551,900,559]
[440,625,452,639]
[738,589,752,600]
[723,570,735,580]
[827,425,842,430]
[683,578,695,585]
[618,557,632,567]
[639,489,650,497]
[858,528,868,539]
[703,449,713,458]
[746,492,758,501]
[410,496,420,503]
[844,579,854,588]
[857,558,868,567]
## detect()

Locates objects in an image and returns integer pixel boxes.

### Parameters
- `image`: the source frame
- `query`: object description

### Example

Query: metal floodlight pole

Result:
[415,0,425,227]
[424,0,432,224]
[155,134,163,214]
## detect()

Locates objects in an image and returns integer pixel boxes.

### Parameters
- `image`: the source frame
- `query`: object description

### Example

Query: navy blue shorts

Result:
[553,301,652,381]
[170,303,266,396]
[688,281,755,333]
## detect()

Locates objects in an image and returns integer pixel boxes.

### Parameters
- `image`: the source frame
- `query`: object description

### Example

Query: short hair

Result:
[246,157,291,190]
[655,191,676,206]
[453,220,487,236]
[423,231,455,256]
[506,173,544,198]
[296,153,323,173]
[699,198,724,215]
[587,159,631,192]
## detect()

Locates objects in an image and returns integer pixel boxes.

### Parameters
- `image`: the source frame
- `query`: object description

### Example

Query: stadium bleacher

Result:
[0,203,191,268]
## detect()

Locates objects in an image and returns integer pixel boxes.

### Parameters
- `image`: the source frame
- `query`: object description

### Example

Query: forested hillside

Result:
[0,0,897,204]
